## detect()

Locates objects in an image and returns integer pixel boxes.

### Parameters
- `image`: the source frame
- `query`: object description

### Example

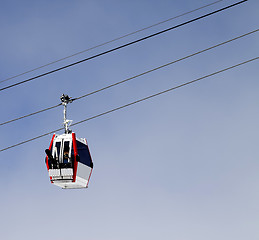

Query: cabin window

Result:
[63,141,70,164]
[76,140,93,168]
[53,142,61,161]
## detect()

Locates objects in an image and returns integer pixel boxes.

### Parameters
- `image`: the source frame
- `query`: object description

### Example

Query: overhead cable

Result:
[0,103,61,126]
[0,0,225,85]
[72,29,258,102]
[0,28,257,127]
[0,55,258,153]
[0,0,247,92]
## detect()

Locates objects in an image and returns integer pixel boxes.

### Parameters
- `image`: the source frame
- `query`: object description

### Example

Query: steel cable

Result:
[1,56,258,152]
[0,0,225,85]
[0,27,257,127]
[0,0,247,92]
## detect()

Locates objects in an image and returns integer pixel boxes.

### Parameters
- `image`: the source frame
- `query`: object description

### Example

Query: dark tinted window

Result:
[54,142,61,161]
[63,141,70,163]
[76,140,93,168]
[64,141,70,153]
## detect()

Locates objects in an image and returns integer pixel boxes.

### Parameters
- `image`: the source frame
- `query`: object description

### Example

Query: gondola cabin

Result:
[45,132,93,189]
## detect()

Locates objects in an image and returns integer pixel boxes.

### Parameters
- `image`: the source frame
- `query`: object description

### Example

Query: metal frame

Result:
[60,94,73,134]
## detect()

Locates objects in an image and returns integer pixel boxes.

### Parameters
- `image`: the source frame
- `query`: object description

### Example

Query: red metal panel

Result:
[72,132,78,182]
[46,134,55,170]
[46,134,55,183]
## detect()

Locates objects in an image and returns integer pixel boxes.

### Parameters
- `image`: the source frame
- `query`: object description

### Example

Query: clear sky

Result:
[0,0,259,239]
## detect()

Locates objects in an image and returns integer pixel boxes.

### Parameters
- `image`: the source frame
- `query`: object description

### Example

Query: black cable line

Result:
[0,56,258,153]
[0,104,61,126]
[0,0,247,92]
[72,29,258,102]
[0,0,225,85]
[0,28,257,127]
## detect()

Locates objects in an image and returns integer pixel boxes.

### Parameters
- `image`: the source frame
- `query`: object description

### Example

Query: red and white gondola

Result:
[45,94,93,189]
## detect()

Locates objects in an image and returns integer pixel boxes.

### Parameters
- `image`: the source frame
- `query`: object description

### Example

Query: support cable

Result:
[0,0,225,85]
[0,56,258,153]
[0,28,257,127]
[0,104,62,126]
[0,0,247,92]
[71,29,258,102]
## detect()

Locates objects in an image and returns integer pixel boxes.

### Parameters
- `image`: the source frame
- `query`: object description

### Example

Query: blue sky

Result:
[0,0,259,239]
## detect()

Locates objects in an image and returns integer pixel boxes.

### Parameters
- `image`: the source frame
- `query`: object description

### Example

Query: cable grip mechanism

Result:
[60,94,73,134]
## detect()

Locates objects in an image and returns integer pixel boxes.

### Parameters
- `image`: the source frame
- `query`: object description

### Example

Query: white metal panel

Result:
[49,169,60,177]
[76,162,92,181]
[52,180,87,189]
[76,176,88,187]
[61,168,73,177]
